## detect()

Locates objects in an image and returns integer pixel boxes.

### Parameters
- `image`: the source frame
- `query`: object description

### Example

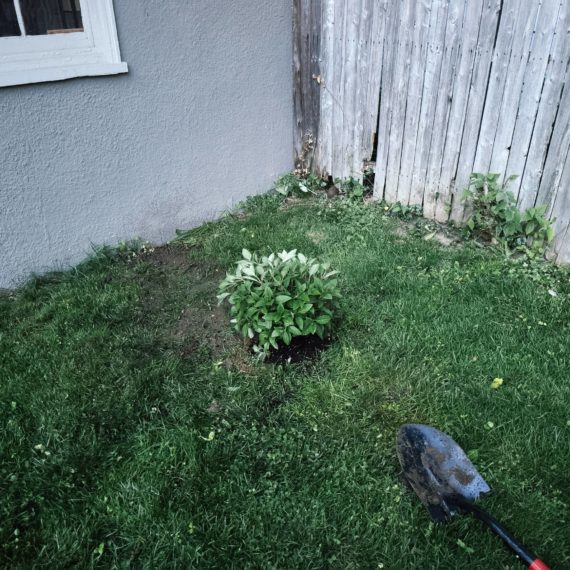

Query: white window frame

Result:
[0,0,127,88]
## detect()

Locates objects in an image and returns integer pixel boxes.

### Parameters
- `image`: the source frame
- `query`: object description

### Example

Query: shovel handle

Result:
[456,499,549,569]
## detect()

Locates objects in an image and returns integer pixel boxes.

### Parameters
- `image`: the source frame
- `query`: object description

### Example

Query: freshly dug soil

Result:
[265,334,331,364]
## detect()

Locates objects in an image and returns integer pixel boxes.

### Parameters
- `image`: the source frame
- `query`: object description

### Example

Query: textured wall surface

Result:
[0,1,293,287]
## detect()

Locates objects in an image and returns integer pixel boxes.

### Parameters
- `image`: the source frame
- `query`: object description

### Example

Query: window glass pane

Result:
[0,0,21,37]
[21,0,83,35]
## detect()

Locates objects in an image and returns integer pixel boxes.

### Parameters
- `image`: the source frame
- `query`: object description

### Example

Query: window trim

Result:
[0,0,127,88]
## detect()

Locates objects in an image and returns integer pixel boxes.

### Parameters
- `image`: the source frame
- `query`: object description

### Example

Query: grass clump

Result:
[1,189,569,568]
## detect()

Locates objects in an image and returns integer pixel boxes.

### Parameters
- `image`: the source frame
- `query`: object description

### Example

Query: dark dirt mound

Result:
[266,334,331,364]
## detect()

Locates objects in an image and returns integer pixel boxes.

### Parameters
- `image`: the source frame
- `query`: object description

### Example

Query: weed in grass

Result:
[274,172,327,197]
[334,176,366,200]
[462,172,555,258]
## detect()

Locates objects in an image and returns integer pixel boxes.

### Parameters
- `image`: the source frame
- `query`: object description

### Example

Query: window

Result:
[0,0,127,87]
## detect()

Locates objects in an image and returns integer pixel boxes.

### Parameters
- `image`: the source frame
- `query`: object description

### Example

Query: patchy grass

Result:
[1,194,570,568]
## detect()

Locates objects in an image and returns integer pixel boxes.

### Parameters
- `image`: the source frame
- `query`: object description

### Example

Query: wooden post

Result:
[293,0,321,173]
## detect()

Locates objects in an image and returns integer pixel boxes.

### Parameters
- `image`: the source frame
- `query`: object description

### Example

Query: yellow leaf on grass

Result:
[490,378,504,389]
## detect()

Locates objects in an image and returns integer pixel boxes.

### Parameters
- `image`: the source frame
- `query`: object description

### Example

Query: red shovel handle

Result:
[529,561,550,570]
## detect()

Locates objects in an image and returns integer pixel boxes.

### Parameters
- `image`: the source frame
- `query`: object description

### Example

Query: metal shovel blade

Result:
[396,424,491,522]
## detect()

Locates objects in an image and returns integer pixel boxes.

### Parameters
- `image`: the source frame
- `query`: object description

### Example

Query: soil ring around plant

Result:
[265,334,332,364]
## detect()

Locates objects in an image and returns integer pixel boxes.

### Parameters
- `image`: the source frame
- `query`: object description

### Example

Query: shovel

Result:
[396,424,550,569]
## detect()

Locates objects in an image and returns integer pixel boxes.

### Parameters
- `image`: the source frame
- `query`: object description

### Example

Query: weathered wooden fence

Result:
[294,0,570,261]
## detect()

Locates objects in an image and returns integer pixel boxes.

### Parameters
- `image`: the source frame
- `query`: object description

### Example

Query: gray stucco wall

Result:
[0,1,293,288]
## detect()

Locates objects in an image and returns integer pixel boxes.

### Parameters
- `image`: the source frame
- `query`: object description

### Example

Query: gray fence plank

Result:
[397,0,432,206]
[373,0,399,198]
[506,1,562,199]
[424,0,467,220]
[518,1,569,211]
[384,1,415,203]
[436,0,484,222]
[410,0,450,207]
[450,0,504,223]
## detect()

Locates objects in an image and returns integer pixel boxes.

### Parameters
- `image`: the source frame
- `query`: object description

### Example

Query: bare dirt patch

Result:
[135,245,251,370]
[424,231,457,247]
[142,244,191,272]
[392,222,415,239]
[390,219,461,247]
[174,304,235,357]
[280,196,305,210]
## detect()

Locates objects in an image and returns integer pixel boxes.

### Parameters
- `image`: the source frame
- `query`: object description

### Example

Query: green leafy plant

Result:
[218,249,340,359]
[462,173,555,257]
[387,202,423,219]
[520,205,555,255]
[462,173,519,241]
[274,173,326,197]
[334,177,366,200]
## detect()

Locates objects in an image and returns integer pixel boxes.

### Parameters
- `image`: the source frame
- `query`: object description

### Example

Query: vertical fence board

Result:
[339,0,361,179]
[473,0,529,174]
[351,0,371,176]
[424,0,467,220]
[537,66,570,213]
[486,3,546,177]
[506,1,562,199]
[518,1,569,211]
[550,153,570,260]
[362,0,385,165]
[315,0,335,176]
[331,0,349,180]
[450,0,504,223]
[293,0,321,169]
[396,0,432,206]
[435,0,484,222]
[384,2,415,203]
[409,0,450,206]
[373,0,399,197]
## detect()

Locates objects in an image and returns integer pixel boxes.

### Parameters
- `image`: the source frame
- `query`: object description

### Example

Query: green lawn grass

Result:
[1,193,569,568]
